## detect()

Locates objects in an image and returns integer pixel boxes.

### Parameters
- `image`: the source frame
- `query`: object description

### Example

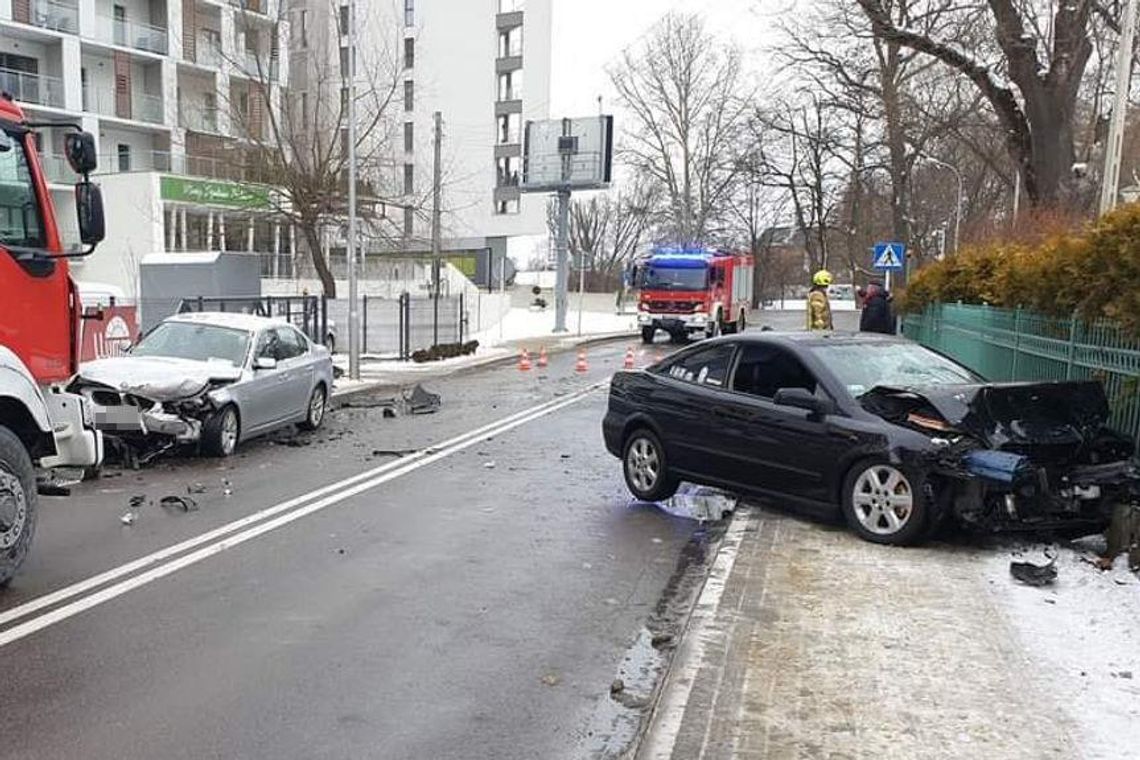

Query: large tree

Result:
[609,12,747,243]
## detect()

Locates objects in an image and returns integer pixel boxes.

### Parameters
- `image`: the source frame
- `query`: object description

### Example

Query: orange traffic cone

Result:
[623,346,635,370]
[575,348,589,373]
[518,348,532,371]
[537,346,549,368]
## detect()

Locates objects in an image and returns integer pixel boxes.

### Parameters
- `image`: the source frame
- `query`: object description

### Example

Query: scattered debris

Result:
[37,483,71,497]
[483,461,496,470]
[160,495,199,513]
[1117,671,1134,679]
[187,483,207,495]
[277,438,312,448]
[650,632,674,649]
[404,383,442,414]
[120,512,136,526]
[610,679,625,695]
[222,479,233,497]
[382,408,397,419]
[662,484,738,522]
[336,548,346,555]
[1010,558,1058,587]
[371,448,417,458]
[540,673,560,687]
[560,453,572,459]
[1102,502,1140,571]
[129,494,147,509]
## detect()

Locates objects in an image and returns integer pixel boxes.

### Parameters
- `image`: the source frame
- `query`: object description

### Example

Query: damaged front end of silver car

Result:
[68,374,234,466]
[863,380,1140,533]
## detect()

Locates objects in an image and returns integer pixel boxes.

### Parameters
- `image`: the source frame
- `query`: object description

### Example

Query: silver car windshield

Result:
[132,322,252,367]
[810,342,982,398]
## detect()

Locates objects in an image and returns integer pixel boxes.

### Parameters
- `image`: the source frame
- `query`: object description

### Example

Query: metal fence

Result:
[177,295,329,348]
[327,294,467,359]
[903,303,1140,444]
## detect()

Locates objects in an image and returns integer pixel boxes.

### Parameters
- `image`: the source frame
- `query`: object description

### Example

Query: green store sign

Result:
[160,176,271,209]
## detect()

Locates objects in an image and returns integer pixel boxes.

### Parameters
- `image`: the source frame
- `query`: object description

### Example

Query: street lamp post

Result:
[919,155,963,253]
[346,0,359,380]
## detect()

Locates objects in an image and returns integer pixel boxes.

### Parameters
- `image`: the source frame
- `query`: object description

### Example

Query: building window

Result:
[340,86,349,110]
[404,121,414,152]
[495,198,520,215]
[340,46,350,79]
[499,27,521,58]
[403,206,414,236]
[497,113,520,144]
[404,80,414,111]
[404,0,414,26]
[116,144,131,172]
[404,38,414,69]
[340,127,349,155]
[403,163,414,194]
[498,72,521,101]
[496,156,519,187]
[498,0,523,11]
[300,92,309,123]
[298,9,308,48]
[113,4,127,45]
[338,4,349,36]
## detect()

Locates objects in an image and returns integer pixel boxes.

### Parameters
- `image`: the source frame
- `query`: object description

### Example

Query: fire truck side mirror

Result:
[75,182,105,246]
[64,131,98,175]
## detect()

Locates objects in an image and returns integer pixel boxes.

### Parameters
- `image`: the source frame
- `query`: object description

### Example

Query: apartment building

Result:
[0,0,292,295]
[286,0,551,282]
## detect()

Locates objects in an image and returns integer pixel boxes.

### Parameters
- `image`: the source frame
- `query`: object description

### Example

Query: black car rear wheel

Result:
[641,327,656,344]
[841,460,929,545]
[623,429,679,502]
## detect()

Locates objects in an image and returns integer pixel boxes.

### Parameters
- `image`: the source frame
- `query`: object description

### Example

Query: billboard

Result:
[521,116,613,192]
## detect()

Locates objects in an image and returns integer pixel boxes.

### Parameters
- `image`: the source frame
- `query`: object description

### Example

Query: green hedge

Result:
[903,204,1140,335]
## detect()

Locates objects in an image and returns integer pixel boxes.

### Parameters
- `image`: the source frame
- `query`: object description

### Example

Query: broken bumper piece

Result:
[92,405,201,443]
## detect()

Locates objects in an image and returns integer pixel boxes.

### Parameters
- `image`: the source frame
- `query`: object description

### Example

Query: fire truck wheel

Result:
[641,327,656,344]
[706,315,721,340]
[0,425,37,588]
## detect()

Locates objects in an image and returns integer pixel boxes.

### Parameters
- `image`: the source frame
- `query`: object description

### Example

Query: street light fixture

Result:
[917,155,963,254]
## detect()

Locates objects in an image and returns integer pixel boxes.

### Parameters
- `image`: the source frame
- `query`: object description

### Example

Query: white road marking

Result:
[635,509,755,760]
[0,384,604,647]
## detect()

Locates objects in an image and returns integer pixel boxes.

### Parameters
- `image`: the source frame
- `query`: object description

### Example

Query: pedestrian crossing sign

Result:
[872,242,906,271]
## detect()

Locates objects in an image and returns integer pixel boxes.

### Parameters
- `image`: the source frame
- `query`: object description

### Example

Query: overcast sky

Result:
[548,0,793,117]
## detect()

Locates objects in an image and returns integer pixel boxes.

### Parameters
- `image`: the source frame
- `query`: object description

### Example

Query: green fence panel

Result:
[903,304,1140,445]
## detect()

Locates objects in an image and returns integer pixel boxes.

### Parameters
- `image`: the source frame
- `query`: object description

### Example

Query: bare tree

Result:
[855,0,1115,207]
[546,184,656,290]
[609,12,747,244]
[218,0,408,297]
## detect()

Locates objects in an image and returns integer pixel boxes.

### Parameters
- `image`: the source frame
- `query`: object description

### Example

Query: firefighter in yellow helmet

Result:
[807,270,834,331]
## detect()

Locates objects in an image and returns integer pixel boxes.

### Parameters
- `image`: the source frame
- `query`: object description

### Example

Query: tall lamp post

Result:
[918,155,963,254]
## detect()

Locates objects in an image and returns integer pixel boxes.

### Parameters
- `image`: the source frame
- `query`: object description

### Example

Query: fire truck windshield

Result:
[637,265,708,291]
[0,128,45,250]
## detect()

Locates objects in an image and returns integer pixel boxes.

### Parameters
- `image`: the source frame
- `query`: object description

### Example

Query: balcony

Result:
[228,0,268,15]
[192,38,224,68]
[179,106,220,133]
[83,85,166,124]
[29,0,79,33]
[93,13,169,55]
[0,68,65,109]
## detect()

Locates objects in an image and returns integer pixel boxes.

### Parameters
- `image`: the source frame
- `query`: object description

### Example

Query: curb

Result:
[329,332,637,405]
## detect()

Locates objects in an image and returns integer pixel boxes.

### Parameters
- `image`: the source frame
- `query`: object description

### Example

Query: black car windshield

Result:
[637,265,708,291]
[132,322,252,367]
[810,342,982,397]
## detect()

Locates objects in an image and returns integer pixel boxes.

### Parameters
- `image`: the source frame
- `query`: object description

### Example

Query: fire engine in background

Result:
[0,93,106,585]
[632,247,754,343]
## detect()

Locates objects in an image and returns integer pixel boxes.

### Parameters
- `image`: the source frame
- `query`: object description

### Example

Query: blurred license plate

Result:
[94,405,143,431]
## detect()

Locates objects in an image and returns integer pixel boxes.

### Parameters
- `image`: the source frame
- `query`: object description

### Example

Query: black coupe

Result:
[603,333,1136,545]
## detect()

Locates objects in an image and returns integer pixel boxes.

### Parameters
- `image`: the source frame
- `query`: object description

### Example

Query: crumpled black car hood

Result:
[863,380,1111,449]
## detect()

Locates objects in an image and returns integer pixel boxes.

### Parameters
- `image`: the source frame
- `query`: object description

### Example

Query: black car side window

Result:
[732,345,818,399]
[661,345,736,388]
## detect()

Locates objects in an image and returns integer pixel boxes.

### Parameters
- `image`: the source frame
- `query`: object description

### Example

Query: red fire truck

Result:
[0,94,106,585]
[633,248,754,343]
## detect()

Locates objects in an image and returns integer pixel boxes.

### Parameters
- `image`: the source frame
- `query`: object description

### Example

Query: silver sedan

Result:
[71,312,335,459]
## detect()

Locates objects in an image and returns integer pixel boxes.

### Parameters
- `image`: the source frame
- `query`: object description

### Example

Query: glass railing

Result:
[0,68,65,108]
[228,0,267,14]
[94,13,169,54]
[194,39,224,68]
[30,0,79,32]
[82,86,165,123]
[179,107,220,133]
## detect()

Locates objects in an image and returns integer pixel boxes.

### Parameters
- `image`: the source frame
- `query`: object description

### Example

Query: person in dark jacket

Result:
[859,280,895,334]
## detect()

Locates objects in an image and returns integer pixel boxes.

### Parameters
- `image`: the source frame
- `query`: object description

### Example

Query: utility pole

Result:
[346,0,359,380]
[1100,0,1139,215]
[431,110,442,346]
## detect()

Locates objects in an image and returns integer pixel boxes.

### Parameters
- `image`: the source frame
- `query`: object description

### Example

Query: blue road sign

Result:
[872,242,906,271]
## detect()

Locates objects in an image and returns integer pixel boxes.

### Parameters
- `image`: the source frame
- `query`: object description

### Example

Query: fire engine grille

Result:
[646,300,702,314]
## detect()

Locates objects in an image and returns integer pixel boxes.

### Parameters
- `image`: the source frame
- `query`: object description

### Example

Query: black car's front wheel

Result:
[841,460,928,545]
[623,429,678,502]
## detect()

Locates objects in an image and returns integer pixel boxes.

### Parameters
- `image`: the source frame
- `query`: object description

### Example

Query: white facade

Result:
[0,0,290,295]
[287,0,552,248]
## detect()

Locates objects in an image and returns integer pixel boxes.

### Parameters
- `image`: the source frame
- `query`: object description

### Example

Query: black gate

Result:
[177,295,330,349]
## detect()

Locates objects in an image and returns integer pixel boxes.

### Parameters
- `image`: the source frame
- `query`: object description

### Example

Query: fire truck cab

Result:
[633,248,754,343]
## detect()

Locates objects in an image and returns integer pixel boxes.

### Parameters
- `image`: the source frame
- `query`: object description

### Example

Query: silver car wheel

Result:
[626,436,660,494]
[220,409,239,456]
[308,387,326,427]
[0,467,27,551]
[851,464,914,535]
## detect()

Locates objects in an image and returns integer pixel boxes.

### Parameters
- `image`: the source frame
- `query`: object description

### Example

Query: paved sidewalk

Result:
[638,507,1101,760]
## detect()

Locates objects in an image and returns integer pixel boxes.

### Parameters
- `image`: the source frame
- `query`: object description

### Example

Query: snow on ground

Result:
[472,306,637,347]
[984,544,1140,759]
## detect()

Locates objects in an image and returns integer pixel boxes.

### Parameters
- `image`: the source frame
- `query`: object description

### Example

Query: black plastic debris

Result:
[38,483,71,497]
[187,483,207,495]
[1010,559,1058,587]
[129,494,147,509]
[160,495,199,513]
[403,384,441,415]
[371,448,416,458]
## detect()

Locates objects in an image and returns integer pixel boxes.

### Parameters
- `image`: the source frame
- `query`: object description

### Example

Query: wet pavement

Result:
[0,338,717,760]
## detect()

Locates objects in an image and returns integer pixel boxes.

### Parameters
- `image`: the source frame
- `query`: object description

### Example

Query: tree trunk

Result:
[879,40,911,245]
[302,224,337,298]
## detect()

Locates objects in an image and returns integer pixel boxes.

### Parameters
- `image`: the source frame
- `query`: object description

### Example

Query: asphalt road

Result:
[0,338,726,760]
